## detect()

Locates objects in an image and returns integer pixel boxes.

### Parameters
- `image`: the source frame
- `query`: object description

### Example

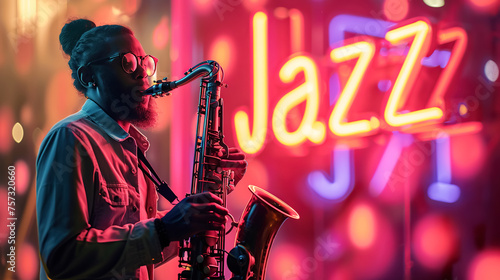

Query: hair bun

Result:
[59,19,96,56]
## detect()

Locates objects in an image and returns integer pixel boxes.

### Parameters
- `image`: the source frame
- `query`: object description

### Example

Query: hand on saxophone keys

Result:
[218,147,248,190]
[156,192,229,244]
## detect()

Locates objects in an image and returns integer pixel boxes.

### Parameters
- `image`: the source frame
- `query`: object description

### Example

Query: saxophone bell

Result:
[228,185,300,280]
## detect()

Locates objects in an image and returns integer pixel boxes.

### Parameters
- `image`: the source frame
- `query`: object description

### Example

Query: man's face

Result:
[91,33,158,128]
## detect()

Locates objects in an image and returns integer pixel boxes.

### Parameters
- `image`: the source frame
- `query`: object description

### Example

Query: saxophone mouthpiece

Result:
[141,80,177,97]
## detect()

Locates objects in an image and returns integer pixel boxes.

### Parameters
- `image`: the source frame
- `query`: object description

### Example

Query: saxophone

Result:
[142,60,300,280]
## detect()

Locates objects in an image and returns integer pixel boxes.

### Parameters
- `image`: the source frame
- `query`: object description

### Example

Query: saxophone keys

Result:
[202,256,218,276]
[204,230,219,246]
[196,254,205,264]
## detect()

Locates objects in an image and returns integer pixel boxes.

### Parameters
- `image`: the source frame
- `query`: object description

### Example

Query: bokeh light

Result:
[121,0,141,15]
[466,0,500,12]
[18,243,39,280]
[484,59,499,82]
[44,70,85,132]
[423,0,445,7]
[269,243,307,280]
[468,0,499,8]
[468,250,500,280]
[378,80,392,92]
[12,122,24,143]
[194,0,213,14]
[450,133,486,180]
[208,36,234,74]
[20,105,33,126]
[459,103,468,116]
[0,107,14,153]
[93,5,118,26]
[153,16,169,50]
[413,215,458,269]
[345,203,396,279]
[14,160,30,195]
[273,7,289,19]
[383,0,409,21]
[15,40,34,76]
[348,204,376,249]
[243,0,268,11]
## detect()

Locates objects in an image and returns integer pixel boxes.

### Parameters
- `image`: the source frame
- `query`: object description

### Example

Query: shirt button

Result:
[132,206,138,212]
[113,195,120,203]
[131,167,137,174]
[148,206,153,212]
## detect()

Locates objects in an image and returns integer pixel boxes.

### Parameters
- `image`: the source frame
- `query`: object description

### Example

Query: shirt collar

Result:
[81,99,150,152]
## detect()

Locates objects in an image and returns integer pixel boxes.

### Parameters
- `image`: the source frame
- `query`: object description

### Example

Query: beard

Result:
[128,96,159,129]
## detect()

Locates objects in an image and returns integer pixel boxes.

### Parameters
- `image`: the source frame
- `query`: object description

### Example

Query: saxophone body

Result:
[143,60,299,280]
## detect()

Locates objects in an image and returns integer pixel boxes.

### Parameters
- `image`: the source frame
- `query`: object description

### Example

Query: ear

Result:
[77,65,95,88]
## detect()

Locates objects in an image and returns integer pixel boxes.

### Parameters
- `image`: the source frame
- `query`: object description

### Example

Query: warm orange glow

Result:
[209,36,234,73]
[194,0,212,10]
[153,16,169,50]
[18,243,39,280]
[0,107,14,153]
[17,0,37,35]
[122,0,141,15]
[415,122,483,141]
[413,215,457,269]
[289,9,304,53]
[468,0,500,8]
[235,12,268,154]
[44,70,85,133]
[273,7,288,19]
[459,104,468,116]
[428,27,468,110]
[383,0,409,21]
[384,20,444,127]
[468,250,500,280]
[269,244,306,280]
[348,204,376,249]
[243,0,268,11]
[329,41,380,136]
[273,55,325,146]
[14,160,30,195]
[15,40,34,76]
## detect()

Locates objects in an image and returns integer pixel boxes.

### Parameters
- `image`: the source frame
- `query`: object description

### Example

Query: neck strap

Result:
[137,148,179,204]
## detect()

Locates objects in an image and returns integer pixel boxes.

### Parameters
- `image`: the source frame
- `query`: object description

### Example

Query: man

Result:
[36,19,246,279]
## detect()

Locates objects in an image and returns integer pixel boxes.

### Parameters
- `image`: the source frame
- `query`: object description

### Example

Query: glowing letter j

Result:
[234,12,268,154]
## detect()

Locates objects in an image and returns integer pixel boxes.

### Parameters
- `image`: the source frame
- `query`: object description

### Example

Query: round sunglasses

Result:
[84,52,158,77]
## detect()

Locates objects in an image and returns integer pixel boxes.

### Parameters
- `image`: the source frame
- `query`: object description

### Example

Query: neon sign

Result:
[234,12,268,154]
[329,40,379,137]
[235,12,468,154]
[273,55,325,146]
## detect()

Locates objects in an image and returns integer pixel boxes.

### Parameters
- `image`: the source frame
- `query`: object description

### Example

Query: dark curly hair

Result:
[59,19,133,95]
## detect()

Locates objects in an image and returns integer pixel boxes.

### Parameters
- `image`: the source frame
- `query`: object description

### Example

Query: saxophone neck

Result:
[142,60,224,97]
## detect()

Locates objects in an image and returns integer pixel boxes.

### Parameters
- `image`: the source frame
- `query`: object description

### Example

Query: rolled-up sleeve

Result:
[36,126,163,279]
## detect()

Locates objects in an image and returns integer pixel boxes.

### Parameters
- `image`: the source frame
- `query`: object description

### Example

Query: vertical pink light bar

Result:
[404,168,411,280]
[289,9,304,53]
[171,1,195,194]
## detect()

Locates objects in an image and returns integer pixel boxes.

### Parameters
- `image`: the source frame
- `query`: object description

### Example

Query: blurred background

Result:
[1,0,500,279]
